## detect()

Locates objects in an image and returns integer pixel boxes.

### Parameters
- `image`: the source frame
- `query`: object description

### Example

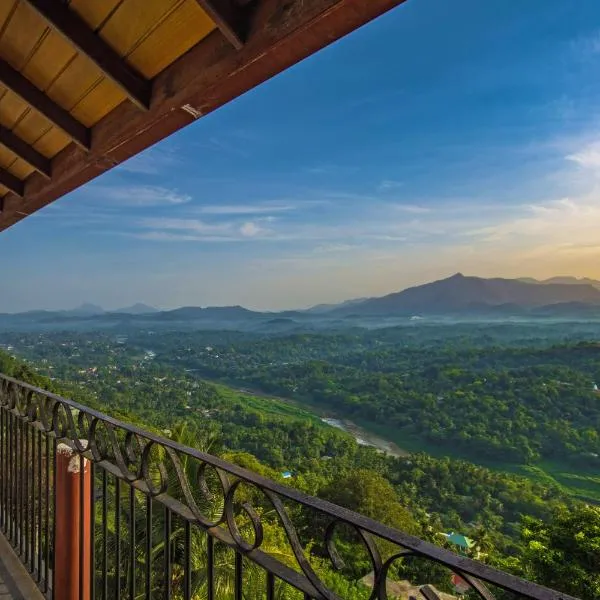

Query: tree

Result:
[515,505,600,600]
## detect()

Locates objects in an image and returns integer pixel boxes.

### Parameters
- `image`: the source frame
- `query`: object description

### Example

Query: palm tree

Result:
[93,421,304,599]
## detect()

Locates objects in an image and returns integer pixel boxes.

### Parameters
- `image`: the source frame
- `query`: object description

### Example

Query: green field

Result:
[214,383,329,424]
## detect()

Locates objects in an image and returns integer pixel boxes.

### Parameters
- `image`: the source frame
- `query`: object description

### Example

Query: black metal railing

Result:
[0,373,578,600]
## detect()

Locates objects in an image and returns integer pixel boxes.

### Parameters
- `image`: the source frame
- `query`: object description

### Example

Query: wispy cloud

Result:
[378,179,404,191]
[94,186,192,207]
[137,218,230,235]
[571,29,600,59]
[391,203,431,214]
[195,203,297,215]
[118,146,181,175]
[131,231,240,243]
[566,141,600,171]
[134,217,274,242]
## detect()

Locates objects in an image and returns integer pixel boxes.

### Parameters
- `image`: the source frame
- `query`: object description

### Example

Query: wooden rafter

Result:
[0,125,51,179]
[0,167,24,198]
[0,0,407,231]
[0,59,90,150]
[194,0,247,50]
[22,0,151,110]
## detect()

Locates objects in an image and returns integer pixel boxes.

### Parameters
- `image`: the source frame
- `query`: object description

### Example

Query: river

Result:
[320,417,409,458]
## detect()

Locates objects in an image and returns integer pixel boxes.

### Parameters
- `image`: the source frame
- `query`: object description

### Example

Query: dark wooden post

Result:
[55,443,91,600]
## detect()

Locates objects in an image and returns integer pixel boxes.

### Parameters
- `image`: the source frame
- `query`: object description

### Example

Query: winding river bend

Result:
[320,417,409,458]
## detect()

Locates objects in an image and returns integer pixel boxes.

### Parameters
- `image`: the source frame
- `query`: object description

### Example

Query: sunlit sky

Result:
[3,0,600,312]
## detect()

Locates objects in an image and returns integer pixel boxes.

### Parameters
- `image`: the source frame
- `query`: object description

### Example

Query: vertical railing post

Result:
[54,443,91,600]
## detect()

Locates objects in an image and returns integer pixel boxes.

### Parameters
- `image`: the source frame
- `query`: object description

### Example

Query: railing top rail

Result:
[0,372,580,600]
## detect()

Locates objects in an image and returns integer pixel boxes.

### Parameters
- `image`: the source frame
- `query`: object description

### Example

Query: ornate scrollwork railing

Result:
[0,373,578,600]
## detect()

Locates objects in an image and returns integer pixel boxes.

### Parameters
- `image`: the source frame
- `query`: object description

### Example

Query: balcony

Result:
[0,373,576,600]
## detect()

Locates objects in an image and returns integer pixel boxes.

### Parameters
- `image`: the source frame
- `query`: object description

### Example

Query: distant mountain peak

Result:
[69,303,105,316]
[114,303,158,315]
[330,274,600,316]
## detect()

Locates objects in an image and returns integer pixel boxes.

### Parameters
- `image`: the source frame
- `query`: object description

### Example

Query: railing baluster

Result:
[29,422,35,573]
[24,421,30,565]
[163,506,171,600]
[17,416,21,549]
[145,495,152,599]
[207,533,214,600]
[129,485,136,600]
[44,434,50,593]
[184,520,191,600]
[37,429,42,583]
[90,460,96,600]
[8,411,13,541]
[115,477,121,600]
[0,405,4,533]
[266,572,275,600]
[79,454,85,600]
[235,551,243,600]
[16,414,21,547]
[0,405,4,532]
[102,469,108,600]
[19,418,24,553]
[51,436,57,600]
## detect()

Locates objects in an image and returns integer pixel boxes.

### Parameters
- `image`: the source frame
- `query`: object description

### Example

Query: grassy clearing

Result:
[215,383,327,424]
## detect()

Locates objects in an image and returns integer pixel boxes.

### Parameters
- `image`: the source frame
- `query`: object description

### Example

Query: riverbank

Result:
[320,417,409,457]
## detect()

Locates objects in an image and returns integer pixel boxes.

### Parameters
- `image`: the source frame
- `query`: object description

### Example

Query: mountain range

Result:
[518,276,600,289]
[3,275,600,328]
[332,273,600,316]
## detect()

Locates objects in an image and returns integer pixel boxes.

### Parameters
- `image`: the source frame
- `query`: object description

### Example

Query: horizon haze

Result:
[7,272,600,314]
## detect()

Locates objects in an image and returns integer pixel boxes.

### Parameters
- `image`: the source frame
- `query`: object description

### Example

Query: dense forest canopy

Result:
[1,320,599,598]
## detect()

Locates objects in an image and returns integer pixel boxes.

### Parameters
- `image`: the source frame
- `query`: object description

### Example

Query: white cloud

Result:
[571,29,600,59]
[566,142,600,171]
[378,179,404,191]
[239,221,265,237]
[137,218,230,235]
[118,147,180,175]
[131,231,239,243]
[134,217,273,242]
[97,185,191,207]
[196,204,296,215]
[391,203,431,214]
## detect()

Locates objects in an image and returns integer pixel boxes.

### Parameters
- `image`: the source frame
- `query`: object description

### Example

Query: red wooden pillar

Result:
[55,443,91,600]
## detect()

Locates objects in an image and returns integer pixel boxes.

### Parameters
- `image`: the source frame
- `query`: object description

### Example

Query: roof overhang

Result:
[0,0,406,233]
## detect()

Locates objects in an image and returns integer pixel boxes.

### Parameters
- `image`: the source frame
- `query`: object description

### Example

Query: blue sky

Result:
[4,0,600,311]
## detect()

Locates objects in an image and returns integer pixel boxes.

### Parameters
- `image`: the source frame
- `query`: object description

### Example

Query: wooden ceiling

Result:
[0,0,406,233]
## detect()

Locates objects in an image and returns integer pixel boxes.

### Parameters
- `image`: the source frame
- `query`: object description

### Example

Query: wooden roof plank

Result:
[194,0,247,49]
[0,57,90,149]
[0,123,50,178]
[0,165,24,197]
[22,0,151,110]
[0,0,406,232]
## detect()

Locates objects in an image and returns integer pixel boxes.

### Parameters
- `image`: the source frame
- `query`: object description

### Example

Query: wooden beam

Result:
[0,168,24,198]
[23,0,151,110]
[0,125,51,179]
[0,59,90,150]
[194,0,247,49]
[0,0,407,232]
